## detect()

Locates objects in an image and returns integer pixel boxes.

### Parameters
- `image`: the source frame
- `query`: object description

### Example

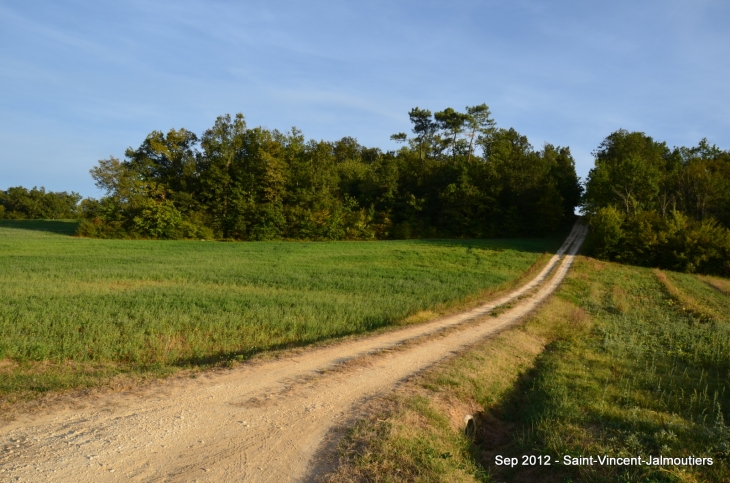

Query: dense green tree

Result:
[584,130,670,215]
[482,128,575,236]
[407,107,437,164]
[543,144,583,220]
[0,186,81,219]
[464,103,495,162]
[584,131,730,275]
[434,107,469,160]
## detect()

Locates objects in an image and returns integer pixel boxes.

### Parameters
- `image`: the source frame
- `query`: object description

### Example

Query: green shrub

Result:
[587,208,730,275]
[587,206,625,259]
[132,198,183,239]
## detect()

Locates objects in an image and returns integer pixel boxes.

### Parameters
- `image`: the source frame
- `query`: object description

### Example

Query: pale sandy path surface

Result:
[0,224,586,483]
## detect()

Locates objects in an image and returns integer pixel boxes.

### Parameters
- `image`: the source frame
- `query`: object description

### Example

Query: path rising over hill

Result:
[0,223,586,482]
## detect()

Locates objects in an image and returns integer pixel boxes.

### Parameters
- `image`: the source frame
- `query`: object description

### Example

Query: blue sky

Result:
[1,0,729,197]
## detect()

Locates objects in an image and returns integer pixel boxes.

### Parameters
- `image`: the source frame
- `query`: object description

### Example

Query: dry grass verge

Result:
[653,269,721,322]
[699,274,730,297]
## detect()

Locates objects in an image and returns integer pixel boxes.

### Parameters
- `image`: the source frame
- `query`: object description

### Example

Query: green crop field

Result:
[0,220,564,401]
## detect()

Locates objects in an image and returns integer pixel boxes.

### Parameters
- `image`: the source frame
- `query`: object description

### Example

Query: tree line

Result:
[5,109,730,276]
[583,129,730,275]
[65,105,581,240]
[0,186,81,220]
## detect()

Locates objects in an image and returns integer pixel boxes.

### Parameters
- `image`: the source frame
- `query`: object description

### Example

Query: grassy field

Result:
[0,220,563,402]
[326,258,730,483]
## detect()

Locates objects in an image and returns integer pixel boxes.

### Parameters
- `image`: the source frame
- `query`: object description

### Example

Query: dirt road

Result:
[0,223,586,482]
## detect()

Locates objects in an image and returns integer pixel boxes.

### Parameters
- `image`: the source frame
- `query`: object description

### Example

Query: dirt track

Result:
[0,223,586,482]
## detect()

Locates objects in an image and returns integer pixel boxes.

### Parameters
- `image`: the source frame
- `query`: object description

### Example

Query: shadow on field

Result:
[0,220,573,251]
[0,219,79,235]
[469,341,572,483]
[169,317,396,370]
[400,237,563,255]
[381,220,576,256]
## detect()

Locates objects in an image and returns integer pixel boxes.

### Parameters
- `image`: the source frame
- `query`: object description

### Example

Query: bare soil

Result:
[0,224,585,482]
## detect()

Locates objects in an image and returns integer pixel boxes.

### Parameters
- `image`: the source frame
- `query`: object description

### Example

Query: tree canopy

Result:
[75,106,581,240]
[0,186,81,220]
[584,130,730,275]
